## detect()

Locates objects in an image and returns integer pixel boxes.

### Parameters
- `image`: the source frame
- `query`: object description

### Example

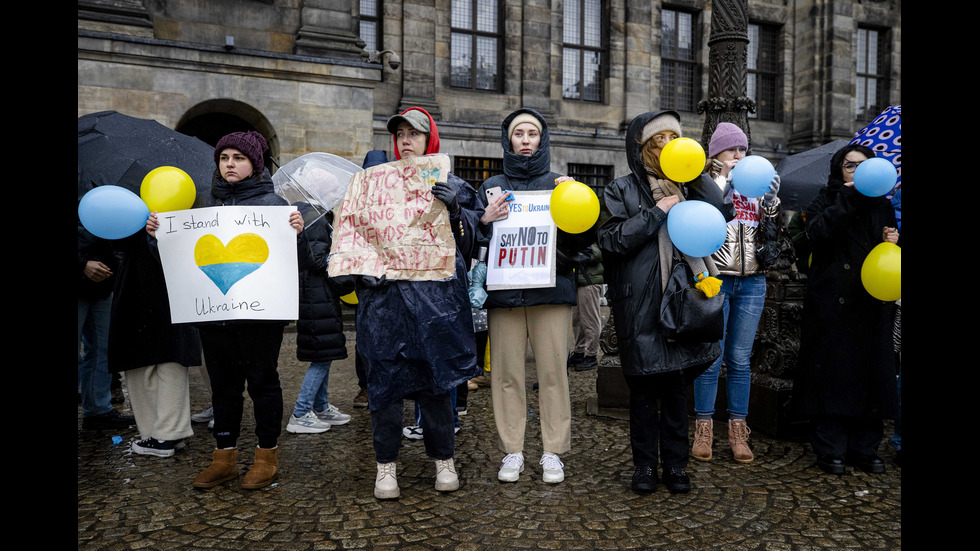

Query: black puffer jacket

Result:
[295,209,352,362]
[597,110,732,377]
[476,108,594,309]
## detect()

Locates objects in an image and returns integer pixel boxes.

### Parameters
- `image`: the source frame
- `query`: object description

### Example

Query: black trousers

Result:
[625,371,690,469]
[198,323,285,449]
[371,389,454,463]
[811,416,884,458]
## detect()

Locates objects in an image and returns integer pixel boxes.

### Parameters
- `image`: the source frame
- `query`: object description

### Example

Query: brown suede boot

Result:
[729,419,754,463]
[691,419,713,461]
[242,447,279,489]
[193,448,239,488]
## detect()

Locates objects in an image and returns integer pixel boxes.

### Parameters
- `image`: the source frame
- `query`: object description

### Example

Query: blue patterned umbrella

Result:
[849,105,901,194]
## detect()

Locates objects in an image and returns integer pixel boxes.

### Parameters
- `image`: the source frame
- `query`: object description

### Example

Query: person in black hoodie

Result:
[476,108,594,485]
[598,110,733,494]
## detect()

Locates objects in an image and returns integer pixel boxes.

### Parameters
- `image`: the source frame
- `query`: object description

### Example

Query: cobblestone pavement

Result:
[78,329,901,550]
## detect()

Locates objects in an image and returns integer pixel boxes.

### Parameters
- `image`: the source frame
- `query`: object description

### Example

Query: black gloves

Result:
[432,182,461,219]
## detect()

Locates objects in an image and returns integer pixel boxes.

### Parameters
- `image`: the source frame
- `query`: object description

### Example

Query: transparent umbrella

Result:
[272,153,362,225]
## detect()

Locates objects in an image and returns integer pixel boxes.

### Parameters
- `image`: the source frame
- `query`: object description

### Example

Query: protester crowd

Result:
[79,107,901,498]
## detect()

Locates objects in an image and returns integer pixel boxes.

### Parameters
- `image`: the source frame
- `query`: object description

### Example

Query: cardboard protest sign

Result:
[486,190,556,291]
[328,154,455,280]
[156,205,299,323]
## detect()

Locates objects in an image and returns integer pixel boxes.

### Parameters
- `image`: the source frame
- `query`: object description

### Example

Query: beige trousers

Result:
[572,284,603,356]
[126,362,193,441]
[489,304,572,455]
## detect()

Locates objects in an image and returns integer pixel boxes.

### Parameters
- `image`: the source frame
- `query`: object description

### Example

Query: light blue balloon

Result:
[78,185,150,240]
[853,157,897,197]
[666,200,727,258]
[730,155,776,199]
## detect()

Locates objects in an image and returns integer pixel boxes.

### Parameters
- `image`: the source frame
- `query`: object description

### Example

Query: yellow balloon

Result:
[550,180,600,234]
[140,166,197,212]
[340,291,358,305]
[660,137,706,183]
[861,242,901,301]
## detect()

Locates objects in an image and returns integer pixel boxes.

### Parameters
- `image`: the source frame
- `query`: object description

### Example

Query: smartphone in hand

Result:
[485,186,509,220]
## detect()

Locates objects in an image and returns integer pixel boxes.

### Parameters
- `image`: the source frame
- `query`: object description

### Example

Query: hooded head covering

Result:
[214,131,268,176]
[388,107,440,160]
[624,110,681,181]
[500,108,551,179]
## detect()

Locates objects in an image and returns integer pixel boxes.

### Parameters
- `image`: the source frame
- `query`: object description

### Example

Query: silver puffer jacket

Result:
[708,174,781,277]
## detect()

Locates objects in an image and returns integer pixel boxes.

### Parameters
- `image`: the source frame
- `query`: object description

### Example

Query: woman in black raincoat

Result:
[598,110,733,494]
[357,107,482,499]
[792,144,899,475]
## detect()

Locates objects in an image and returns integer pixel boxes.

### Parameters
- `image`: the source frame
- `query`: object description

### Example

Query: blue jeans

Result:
[693,275,766,419]
[292,361,331,417]
[78,295,113,418]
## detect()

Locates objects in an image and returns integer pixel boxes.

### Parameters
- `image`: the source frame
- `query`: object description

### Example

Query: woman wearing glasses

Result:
[792,143,899,475]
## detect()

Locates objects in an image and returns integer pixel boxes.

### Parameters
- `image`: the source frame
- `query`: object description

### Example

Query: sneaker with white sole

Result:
[132,438,184,457]
[540,453,565,483]
[315,404,351,426]
[286,411,331,434]
[403,425,423,440]
[375,462,399,499]
[434,458,459,492]
[191,406,214,423]
[498,452,525,482]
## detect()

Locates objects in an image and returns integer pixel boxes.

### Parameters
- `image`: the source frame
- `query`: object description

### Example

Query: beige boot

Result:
[434,458,459,492]
[728,419,754,463]
[242,446,279,489]
[375,462,399,499]
[691,420,713,461]
[193,448,239,488]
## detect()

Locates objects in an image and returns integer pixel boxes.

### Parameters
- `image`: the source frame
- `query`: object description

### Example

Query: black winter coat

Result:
[792,175,898,419]
[597,111,733,377]
[78,222,118,301]
[295,208,353,362]
[476,108,594,309]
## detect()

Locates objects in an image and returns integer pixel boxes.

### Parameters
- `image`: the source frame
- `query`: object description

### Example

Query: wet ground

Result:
[78,327,901,550]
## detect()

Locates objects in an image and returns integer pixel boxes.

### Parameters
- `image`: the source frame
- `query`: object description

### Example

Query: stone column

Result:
[521,0,552,115]
[397,0,441,117]
[295,0,366,59]
[621,0,652,130]
[697,0,753,147]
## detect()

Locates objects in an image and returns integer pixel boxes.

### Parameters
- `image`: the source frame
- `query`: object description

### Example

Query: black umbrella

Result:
[775,139,850,212]
[78,111,214,207]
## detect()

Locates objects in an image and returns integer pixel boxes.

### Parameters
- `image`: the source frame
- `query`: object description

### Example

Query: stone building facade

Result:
[78,0,900,197]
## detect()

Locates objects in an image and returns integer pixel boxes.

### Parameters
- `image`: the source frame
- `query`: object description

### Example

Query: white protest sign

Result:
[156,205,299,323]
[486,190,556,291]
[328,154,455,280]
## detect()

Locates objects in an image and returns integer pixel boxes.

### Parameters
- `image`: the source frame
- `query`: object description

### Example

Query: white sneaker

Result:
[191,406,214,423]
[434,458,459,492]
[315,404,351,426]
[286,411,331,434]
[403,425,424,440]
[540,453,565,483]
[498,452,525,482]
[208,419,214,429]
[375,462,399,499]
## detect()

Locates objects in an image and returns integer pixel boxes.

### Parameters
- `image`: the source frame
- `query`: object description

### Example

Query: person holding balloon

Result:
[792,143,899,475]
[690,123,782,465]
[598,110,734,494]
[476,108,595,485]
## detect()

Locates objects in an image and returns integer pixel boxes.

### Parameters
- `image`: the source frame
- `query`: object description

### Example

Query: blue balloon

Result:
[853,157,897,197]
[666,200,728,258]
[730,155,776,199]
[78,185,150,240]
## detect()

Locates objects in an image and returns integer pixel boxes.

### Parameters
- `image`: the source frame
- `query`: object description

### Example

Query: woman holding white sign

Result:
[355,107,482,500]
[476,108,594,485]
[598,110,733,494]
